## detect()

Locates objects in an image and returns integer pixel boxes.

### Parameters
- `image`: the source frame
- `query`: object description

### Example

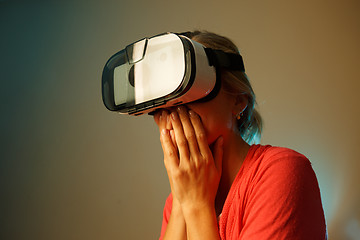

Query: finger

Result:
[213,136,224,174]
[166,112,173,130]
[160,129,180,168]
[170,129,176,146]
[160,110,168,130]
[157,110,170,134]
[153,111,161,126]
[188,110,212,158]
[170,110,190,162]
[177,106,200,158]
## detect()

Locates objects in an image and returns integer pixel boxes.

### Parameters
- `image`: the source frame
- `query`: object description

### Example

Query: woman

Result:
[154,31,327,240]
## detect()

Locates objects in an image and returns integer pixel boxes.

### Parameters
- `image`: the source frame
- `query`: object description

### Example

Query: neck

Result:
[215,131,250,215]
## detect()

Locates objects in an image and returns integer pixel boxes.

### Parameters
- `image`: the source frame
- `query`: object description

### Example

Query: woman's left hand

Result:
[158,106,224,211]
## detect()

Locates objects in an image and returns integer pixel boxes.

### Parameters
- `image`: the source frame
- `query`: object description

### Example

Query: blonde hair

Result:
[188,31,263,144]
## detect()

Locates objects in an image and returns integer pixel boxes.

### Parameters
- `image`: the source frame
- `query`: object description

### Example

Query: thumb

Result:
[213,136,224,174]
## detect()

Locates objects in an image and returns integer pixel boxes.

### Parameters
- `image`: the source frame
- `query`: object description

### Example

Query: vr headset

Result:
[101,32,245,115]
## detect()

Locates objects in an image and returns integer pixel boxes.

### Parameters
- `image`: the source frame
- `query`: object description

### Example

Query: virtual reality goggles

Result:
[102,32,245,115]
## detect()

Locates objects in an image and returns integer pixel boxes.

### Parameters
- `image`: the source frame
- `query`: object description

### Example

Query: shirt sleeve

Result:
[159,194,173,240]
[239,149,327,239]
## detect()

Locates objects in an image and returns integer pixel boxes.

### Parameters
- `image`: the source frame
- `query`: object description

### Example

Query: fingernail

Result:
[177,105,186,113]
[188,110,195,117]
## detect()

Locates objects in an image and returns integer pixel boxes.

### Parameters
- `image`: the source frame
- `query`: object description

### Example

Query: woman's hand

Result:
[156,106,224,211]
[155,106,223,240]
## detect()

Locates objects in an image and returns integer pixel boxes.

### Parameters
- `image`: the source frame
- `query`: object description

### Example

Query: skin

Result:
[154,86,251,240]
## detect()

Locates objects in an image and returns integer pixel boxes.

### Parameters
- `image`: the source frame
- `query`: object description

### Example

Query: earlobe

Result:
[234,94,248,116]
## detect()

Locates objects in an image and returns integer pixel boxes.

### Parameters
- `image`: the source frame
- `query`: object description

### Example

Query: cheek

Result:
[186,102,234,143]
[201,112,234,144]
[187,109,214,143]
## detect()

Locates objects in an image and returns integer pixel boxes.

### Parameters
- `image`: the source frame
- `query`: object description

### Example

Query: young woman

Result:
[154,31,327,240]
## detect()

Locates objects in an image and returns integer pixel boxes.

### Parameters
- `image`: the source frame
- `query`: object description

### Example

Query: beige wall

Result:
[1,0,359,239]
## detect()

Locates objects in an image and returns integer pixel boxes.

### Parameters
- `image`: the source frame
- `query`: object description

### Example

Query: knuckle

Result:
[177,138,188,148]
[186,131,197,142]
[167,149,176,158]
[193,155,201,164]
[197,132,207,142]
[202,152,211,160]
[198,156,210,167]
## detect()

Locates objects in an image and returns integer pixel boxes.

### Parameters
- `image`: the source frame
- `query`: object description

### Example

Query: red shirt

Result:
[159,145,327,239]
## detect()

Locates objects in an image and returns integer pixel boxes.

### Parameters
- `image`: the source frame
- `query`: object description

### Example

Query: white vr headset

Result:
[102,32,245,115]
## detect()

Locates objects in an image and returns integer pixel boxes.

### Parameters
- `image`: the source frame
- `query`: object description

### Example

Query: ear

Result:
[233,94,248,115]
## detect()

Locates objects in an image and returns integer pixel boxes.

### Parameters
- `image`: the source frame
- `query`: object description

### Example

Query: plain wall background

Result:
[1,0,359,239]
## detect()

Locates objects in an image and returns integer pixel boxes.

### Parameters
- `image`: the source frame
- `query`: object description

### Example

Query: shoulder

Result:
[248,145,313,178]
[253,144,309,163]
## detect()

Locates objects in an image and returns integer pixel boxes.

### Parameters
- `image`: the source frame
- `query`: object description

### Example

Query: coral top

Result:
[159,145,327,239]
